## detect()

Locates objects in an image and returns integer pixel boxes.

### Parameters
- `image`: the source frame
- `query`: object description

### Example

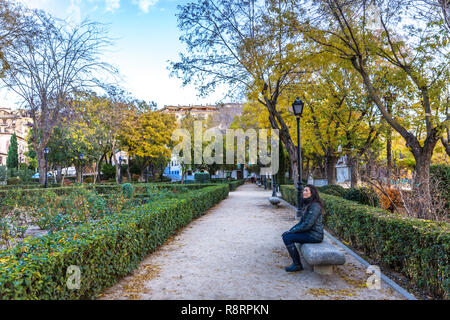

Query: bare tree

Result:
[0,0,35,77]
[171,0,310,185]
[1,11,117,184]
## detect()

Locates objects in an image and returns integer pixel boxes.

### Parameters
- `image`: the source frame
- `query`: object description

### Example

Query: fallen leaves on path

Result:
[307,288,357,299]
[103,264,162,300]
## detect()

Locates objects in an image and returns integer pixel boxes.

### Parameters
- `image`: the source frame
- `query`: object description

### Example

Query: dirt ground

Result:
[98,183,408,300]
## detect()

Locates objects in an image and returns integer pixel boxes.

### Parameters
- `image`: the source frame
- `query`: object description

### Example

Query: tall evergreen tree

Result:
[6,133,18,169]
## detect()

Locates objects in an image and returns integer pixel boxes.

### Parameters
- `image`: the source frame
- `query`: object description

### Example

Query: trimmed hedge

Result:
[0,184,230,299]
[0,183,216,207]
[194,172,210,183]
[343,187,380,208]
[228,179,245,191]
[280,185,449,299]
[317,184,347,198]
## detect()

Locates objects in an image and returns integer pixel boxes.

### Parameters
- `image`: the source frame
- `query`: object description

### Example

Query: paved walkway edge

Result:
[278,196,417,300]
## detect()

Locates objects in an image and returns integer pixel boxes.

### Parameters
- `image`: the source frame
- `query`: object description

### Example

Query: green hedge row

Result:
[0,183,216,206]
[0,183,60,190]
[280,185,449,299]
[317,184,380,208]
[228,179,245,191]
[0,184,230,299]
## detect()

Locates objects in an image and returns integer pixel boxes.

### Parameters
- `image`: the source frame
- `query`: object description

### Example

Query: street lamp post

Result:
[292,97,305,218]
[44,147,49,188]
[272,173,277,197]
[119,156,123,184]
[79,153,84,184]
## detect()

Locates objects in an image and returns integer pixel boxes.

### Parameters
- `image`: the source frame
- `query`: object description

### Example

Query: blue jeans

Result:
[282,231,322,246]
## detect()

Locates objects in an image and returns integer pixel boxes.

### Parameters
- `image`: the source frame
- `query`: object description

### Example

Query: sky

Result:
[2,0,230,109]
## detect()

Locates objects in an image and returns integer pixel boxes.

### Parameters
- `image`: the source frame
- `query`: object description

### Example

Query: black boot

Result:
[285,244,303,272]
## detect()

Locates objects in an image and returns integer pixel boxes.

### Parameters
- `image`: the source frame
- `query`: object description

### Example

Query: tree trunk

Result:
[61,169,66,186]
[386,103,393,186]
[262,96,299,186]
[112,143,120,184]
[305,158,310,183]
[386,132,392,186]
[180,163,186,184]
[288,154,299,186]
[76,164,80,183]
[56,165,62,184]
[96,153,105,183]
[127,164,132,182]
[325,153,338,185]
[37,147,45,185]
[348,155,359,188]
[412,151,433,219]
[139,167,145,182]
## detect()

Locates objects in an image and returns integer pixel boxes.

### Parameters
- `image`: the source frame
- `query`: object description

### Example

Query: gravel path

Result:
[99,183,406,300]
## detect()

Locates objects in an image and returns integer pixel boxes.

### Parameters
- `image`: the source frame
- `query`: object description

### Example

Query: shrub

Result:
[101,163,116,180]
[6,177,21,185]
[121,183,134,199]
[228,179,245,191]
[343,187,380,208]
[280,184,449,299]
[0,166,7,181]
[16,168,35,184]
[36,188,108,231]
[318,184,347,198]
[0,184,229,299]
[83,176,94,183]
[145,184,170,202]
[194,172,210,184]
[377,187,403,212]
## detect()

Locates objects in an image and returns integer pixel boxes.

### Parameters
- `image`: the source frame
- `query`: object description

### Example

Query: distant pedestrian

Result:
[281,184,324,272]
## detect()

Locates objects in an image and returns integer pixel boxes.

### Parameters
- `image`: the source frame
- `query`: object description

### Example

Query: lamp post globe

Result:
[292,97,304,117]
[44,147,49,188]
[292,97,304,218]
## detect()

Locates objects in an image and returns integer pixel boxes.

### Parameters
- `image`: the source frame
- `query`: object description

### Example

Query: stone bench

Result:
[295,242,345,275]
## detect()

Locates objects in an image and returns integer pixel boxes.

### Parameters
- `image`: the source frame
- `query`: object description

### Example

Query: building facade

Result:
[161,104,218,122]
[0,107,32,166]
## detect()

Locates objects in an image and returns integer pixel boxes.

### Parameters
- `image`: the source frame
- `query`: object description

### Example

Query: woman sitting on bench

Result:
[281,184,325,272]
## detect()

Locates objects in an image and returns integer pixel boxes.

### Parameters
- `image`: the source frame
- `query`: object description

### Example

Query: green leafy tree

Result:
[299,0,450,216]
[6,133,18,170]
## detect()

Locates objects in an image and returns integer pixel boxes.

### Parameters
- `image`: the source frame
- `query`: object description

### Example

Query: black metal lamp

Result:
[119,156,123,184]
[292,97,304,218]
[292,97,304,117]
[79,153,84,184]
[44,147,49,188]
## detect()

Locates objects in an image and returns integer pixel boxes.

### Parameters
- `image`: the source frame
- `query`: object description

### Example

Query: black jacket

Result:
[289,201,324,241]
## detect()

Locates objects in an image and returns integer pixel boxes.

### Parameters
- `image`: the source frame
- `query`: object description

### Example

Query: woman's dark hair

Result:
[305,184,325,214]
